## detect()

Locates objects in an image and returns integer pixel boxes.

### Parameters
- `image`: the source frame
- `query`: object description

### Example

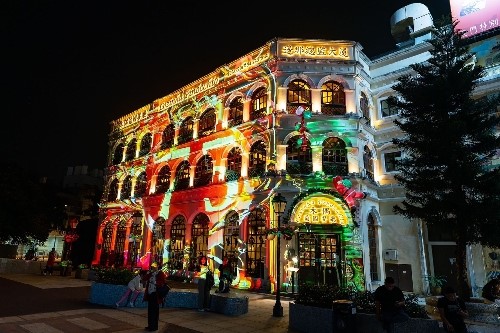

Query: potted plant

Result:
[60,260,72,276]
[75,264,89,279]
[425,275,447,295]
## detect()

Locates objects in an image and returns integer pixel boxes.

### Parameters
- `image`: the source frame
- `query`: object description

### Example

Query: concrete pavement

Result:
[0,273,293,333]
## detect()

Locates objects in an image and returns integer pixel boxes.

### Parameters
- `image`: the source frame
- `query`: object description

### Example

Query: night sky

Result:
[3,1,451,179]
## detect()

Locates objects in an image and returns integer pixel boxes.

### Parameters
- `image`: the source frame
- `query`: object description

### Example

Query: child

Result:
[115,270,146,308]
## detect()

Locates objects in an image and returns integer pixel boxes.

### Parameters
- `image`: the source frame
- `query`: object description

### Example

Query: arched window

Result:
[198,108,216,138]
[100,222,114,266]
[178,117,194,145]
[170,215,186,269]
[367,214,379,281]
[139,133,152,157]
[322,137,347,176]
[363,146,374,180]
[286,135,312,175]
[251,87,267,120]
[228,96,243,127]
[174,161,191,190]
[134,172,147,198]
[321,81,346,115]
[114,221,126,267]
[248,141,266,178]
[226,147,242,181]
[223,211,240,276]
[112,143,124,165]
[120,176,132,199]
[194,155,213,187]
[360,92,370,120]
[161,124,175,150]
[107,179,119,201]
[191,213,209,259]
[246,208,266,279]
[287,79,311,114]
[125,139,137,161]
[155,165,171,194]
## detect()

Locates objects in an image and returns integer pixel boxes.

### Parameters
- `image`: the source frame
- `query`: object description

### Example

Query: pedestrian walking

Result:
[115,269,146,308]
[143,262,167,332]
[44,248,58,275]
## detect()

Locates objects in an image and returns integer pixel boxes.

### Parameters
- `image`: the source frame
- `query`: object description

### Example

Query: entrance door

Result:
[431,244,458,290]
[298,233,340,286]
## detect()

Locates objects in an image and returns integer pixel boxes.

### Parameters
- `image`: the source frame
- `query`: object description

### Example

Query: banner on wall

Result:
[449,0,500,38]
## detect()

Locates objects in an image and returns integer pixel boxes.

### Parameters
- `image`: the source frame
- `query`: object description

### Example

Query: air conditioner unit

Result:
[384,249,398,261]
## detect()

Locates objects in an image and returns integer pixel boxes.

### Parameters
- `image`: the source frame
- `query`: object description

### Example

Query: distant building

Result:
[95,3,499,295]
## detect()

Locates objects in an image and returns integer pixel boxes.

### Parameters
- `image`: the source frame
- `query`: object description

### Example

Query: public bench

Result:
[89,282,248,316]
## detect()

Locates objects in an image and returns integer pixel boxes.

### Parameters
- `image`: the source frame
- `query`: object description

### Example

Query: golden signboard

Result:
[291,194,350,226]
[277,40,353,60]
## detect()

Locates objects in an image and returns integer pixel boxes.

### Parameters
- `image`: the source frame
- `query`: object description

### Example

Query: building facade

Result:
[94,4,500,295]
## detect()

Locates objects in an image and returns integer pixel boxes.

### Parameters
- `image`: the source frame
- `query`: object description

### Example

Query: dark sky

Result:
[3,1,451,179]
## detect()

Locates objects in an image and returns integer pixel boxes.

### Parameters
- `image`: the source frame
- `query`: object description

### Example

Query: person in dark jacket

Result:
[374,276,409,333]
[438,286,468,333]
[143,262,167,332]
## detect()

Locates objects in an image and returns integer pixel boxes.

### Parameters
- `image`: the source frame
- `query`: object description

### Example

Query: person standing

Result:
[44,248,58,275]
[438,286,469,333]
[115,270,146,308]
[143,262,167,332]
[374,276,410,333]
[197,255,210,311]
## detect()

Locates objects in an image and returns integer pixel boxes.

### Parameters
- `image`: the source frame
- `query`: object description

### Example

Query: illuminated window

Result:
[114,223,126,267]
[321,81,345,115]
[384,151,401,173]
[198,108,216,138]
[191,213,209,259]
[174,161,191,190]
[251,88,267,120]
[125,139,137,161]
[178,117,194,145]
[246,208,266,279]
[286,135,312,175]
[287,79,311,114]
[134,172,147,198]
[121,176,132,199]
[249,141,267,178]
[360,92,370,120]
[322,137,347,175]
[139,133,152,157]
[155,165,171,194]
[170,215,186,269]
[367,214,379,281]
[380,99,399,117]
[112,143,124,165]
[161,124,175,150]
[99,222,114,266]
[228,96,243,127]
[194,155,213,187]
[226,147,242,181]
[107,179,119,201]
[363,146,374,180]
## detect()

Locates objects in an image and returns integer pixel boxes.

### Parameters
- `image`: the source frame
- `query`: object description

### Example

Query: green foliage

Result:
[425,275,447,288]
[93,266,136,285]
[389,17,500,299]
[294,284,429,319]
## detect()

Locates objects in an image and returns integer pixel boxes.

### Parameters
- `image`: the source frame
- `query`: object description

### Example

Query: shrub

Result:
[93,266,135,285]
[294,283,429,319]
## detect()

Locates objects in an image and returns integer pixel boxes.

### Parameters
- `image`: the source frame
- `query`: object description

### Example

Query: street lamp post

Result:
[272,193,287,317]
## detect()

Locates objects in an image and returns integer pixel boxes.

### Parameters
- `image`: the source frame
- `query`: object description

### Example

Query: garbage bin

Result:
[332,300,356,332]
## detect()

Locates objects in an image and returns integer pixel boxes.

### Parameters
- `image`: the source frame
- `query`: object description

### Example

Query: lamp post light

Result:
[64,218,79,262]
[130,212,143,270]
[272,192,287,317]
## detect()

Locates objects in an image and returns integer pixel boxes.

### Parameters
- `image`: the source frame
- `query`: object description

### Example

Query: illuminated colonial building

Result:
[94,3,500,295]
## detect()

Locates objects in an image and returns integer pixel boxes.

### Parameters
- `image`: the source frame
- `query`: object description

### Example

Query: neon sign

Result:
[291,194,350,226]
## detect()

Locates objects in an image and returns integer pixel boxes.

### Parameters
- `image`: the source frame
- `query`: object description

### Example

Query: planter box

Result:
[75,268,90,280]
[289,302,336,333]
